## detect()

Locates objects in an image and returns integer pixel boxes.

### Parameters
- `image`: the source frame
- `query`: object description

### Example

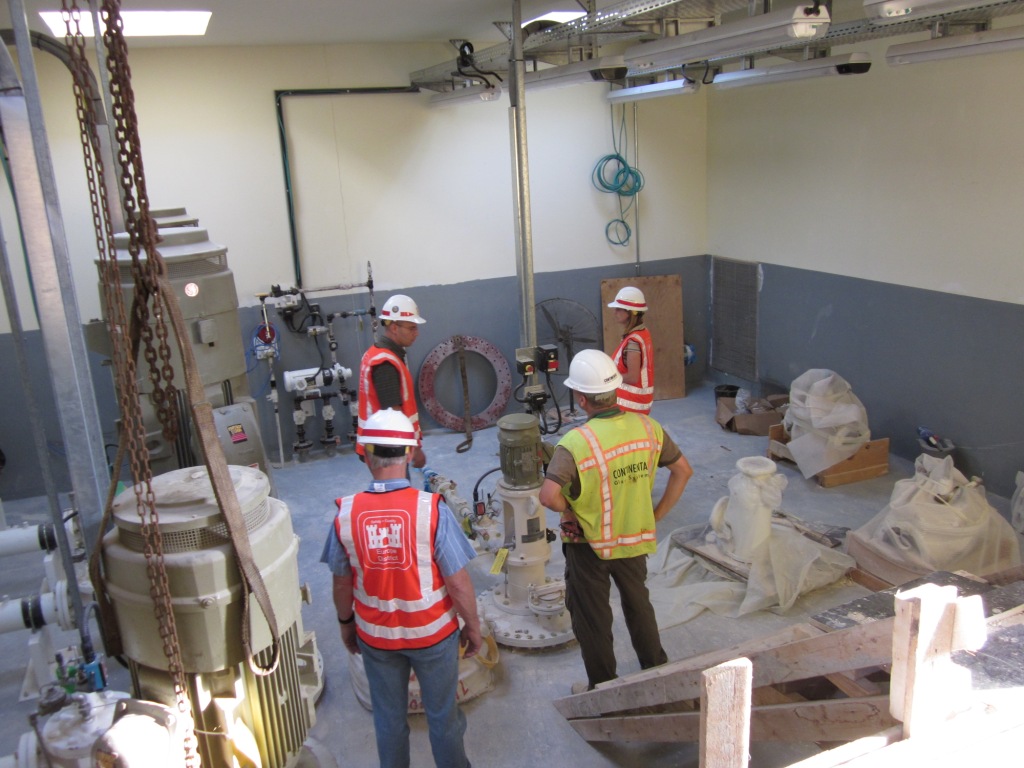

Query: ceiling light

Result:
[429,83,504,108]
[524,55,627,90]
[522,11,587,28]
[607,78,701,103]
[39,10,212,38]
[624,5,831,72]
[713,52,871,89]
[886,24,1024,63]
[864,0,1009,25]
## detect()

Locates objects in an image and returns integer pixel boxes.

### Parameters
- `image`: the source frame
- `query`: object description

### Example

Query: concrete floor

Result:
[0,383,1015,766]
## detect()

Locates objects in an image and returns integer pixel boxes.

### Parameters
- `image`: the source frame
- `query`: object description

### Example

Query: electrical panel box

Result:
[515,347,537,375]
[538,344,559,373]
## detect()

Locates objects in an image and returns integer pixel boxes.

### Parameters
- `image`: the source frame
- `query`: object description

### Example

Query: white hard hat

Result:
[564,349,623,394]
[358,408,418,446]
[607,286,648,312]
[379,294,426,324]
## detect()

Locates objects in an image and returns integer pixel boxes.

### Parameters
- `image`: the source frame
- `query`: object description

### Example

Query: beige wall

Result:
[11,11,1021,335]
[707,31,1024,305]
[0,40,708,332]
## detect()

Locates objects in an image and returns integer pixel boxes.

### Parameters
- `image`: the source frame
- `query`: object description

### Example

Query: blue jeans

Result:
[357,631,470,768]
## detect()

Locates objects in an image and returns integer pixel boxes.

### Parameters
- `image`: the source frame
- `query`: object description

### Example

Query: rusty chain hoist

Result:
[64,3,283,765]
[61,2,198,765]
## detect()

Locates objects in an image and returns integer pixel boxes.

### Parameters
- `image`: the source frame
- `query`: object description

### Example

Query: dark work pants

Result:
[564,542,668,688]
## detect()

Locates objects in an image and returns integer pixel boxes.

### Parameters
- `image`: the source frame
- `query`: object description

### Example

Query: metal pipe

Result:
[2,1,107,660]
[632,102,642,275]
[0,524,58,557]
[0,592,61,635]
[274,87,418,288]
[509,0,537,351]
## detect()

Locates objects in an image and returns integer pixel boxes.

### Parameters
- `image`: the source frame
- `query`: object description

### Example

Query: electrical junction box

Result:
[538,344,559,373]
[515,347,537,375]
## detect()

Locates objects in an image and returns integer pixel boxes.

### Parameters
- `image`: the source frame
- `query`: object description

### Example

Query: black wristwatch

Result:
[338,614,355,625]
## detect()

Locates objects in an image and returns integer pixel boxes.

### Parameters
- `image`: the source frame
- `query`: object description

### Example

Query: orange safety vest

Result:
[357,344,421,457]
[612,327,654,414]
[334,488,458,649]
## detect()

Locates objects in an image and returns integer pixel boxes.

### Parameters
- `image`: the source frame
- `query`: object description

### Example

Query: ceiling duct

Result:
[524,55,627,90]
[713,52,871,89]
[624,5,831,72]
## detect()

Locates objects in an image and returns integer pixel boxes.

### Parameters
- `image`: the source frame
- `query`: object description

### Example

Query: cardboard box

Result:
[767,423,890,488]
[715,395,789,436]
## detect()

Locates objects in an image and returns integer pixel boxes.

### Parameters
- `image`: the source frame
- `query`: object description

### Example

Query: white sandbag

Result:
[850,454,1021,579]
[783,369,870,478]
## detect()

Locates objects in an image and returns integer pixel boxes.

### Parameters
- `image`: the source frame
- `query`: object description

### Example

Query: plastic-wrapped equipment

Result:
[849,454,1021,582]
[1012,471,1024,534]
[783,369,870,478]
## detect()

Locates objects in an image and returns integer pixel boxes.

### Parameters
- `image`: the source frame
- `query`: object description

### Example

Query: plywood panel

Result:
[601,275,685,400]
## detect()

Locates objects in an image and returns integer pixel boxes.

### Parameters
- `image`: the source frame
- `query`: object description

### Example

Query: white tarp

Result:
[646,521,855,630]
[782,369,870,479]
[850,454,1021,579]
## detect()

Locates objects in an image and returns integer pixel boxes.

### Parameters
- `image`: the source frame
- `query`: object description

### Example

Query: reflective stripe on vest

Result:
[356,345,421,456]
[562,414,662,559]
[334,489,457,648]
[612,328,654,414]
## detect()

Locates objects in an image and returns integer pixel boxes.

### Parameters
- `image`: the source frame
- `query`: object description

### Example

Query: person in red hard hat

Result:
[357,294,427,467]
[323,408,481,768]
[607,286,655,414]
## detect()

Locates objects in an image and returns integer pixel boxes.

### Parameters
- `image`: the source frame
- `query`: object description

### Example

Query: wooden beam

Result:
[783,726,903,767]
[793,710,1024,768]
[555,618,894,720]
[890,584,979,737]
[566,696,896,744]
[825,672,882,698]
[553,623,822,718]
[700,659,752,768]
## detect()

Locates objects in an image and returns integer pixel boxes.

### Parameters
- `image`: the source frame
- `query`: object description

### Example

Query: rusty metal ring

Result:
[418,335,511,431]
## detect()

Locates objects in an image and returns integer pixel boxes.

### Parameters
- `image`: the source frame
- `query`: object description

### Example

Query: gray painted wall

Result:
[0,336,119,499]
[7,255,1018,501]
[757,265,1023,499]
[239,255,710,465]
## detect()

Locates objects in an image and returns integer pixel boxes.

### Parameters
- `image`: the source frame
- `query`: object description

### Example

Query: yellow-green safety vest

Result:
[558,412,663,559]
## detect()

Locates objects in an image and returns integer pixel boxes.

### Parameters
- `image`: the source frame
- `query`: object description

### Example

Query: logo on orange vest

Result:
[360,510,413,569]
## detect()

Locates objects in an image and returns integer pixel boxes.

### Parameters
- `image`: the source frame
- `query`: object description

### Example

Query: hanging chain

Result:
[61,2,198,764]
[98,4,179,440]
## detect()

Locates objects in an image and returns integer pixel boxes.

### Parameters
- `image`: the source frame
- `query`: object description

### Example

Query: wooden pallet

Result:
[767,424,889,488]
[554,570,1024,764]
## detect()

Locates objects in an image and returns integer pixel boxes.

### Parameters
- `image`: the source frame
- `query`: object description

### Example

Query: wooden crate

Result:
[767,423,889,488]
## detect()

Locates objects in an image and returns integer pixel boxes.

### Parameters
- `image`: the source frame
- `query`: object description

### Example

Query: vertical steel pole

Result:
[632,102,642,276]
[88,0,126,233]
[509,0,536,350]
[4,0,109,548]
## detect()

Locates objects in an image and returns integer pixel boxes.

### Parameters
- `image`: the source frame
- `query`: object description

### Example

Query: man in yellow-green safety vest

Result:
[539,349,693,692]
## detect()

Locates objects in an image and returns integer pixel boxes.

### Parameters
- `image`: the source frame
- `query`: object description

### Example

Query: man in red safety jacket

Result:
[323,408,481,767]
[357,294,427,467]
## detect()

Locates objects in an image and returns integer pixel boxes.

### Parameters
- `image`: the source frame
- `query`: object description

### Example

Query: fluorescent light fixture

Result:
[624,5,830,71]
[39,10,212,38]
[429,83,503,108]
[524,55,627,90]
[886,24,1024,63]
[522,11,587,27]
[713,52,871,89]
[865,0,1007,25]
[607,78,701,103]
